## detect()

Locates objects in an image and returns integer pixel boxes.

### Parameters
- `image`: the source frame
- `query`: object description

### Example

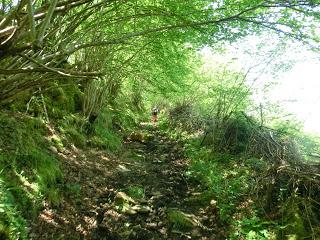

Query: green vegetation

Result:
[125,185,145,200]
[0,113,61,239]
[1,0,320,239]
[163,96,320,239]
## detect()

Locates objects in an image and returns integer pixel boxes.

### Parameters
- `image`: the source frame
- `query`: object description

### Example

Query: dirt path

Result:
[30,124,225,239]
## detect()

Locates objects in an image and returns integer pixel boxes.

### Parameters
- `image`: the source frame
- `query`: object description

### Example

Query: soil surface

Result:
[29,124,226,239]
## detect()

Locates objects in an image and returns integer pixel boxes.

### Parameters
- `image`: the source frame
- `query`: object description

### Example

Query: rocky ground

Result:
[30,124,227,239]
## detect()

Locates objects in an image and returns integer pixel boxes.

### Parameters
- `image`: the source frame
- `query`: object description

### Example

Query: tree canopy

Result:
[1,0,319,104]
[1,1,320,239]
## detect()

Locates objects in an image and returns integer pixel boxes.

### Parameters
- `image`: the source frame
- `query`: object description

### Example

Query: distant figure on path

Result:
[151,106,159,123]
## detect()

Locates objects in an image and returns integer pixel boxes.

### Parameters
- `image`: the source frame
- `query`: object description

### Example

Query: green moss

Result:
[50,135,65,151]
[46,84,83,117]
[46,187,62,207]
[278,198,308,239]
[0,112,63,239]
[125,185,145,200]
[167,209,196,231]
[89,133,121,151]
[89,108,122,151]
[65,183,81,196]
[65,128,86,148]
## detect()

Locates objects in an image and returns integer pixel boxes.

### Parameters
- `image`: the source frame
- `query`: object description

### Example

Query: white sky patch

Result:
[200,36,320,135]
[269,61,320,134]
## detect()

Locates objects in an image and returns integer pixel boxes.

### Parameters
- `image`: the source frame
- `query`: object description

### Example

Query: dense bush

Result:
[165,99,320,239]
[168,102,205,132]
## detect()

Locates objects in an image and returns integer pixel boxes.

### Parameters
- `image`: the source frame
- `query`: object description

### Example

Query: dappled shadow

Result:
[30,124,226,239]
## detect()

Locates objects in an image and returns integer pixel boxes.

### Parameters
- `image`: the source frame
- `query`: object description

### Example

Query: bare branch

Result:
[37,0,58,44]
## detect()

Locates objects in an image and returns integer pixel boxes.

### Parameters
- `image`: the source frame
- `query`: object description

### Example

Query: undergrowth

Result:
[161,105,320,239]
[185,143,276,239]
[0,99,129,238]
[0,90,133,238]
[89,107,122,151]
[158,116,277,239]
[0,112,63,239]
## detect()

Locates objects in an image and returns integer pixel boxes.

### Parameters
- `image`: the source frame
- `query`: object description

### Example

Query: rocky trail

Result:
[30,124,226,239]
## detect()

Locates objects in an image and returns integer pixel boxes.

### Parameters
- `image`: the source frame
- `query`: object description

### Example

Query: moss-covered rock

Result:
[167,209,198,231]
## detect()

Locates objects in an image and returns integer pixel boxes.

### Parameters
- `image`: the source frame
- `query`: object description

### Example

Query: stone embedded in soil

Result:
[115,192,136,204]
[117,164,131,172]
[167,209,199,230]
[131,205,152,213]
[30,126,221,240]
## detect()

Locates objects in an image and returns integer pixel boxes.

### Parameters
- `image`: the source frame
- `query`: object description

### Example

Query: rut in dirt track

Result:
[30,125,225,240]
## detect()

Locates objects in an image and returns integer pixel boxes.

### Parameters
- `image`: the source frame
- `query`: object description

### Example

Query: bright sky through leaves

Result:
[200,38,320,135]
[270,61,320,135]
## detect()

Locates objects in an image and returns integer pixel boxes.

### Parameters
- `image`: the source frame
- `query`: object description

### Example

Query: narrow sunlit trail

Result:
[1,1,320,239]
[30,124,225,240]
